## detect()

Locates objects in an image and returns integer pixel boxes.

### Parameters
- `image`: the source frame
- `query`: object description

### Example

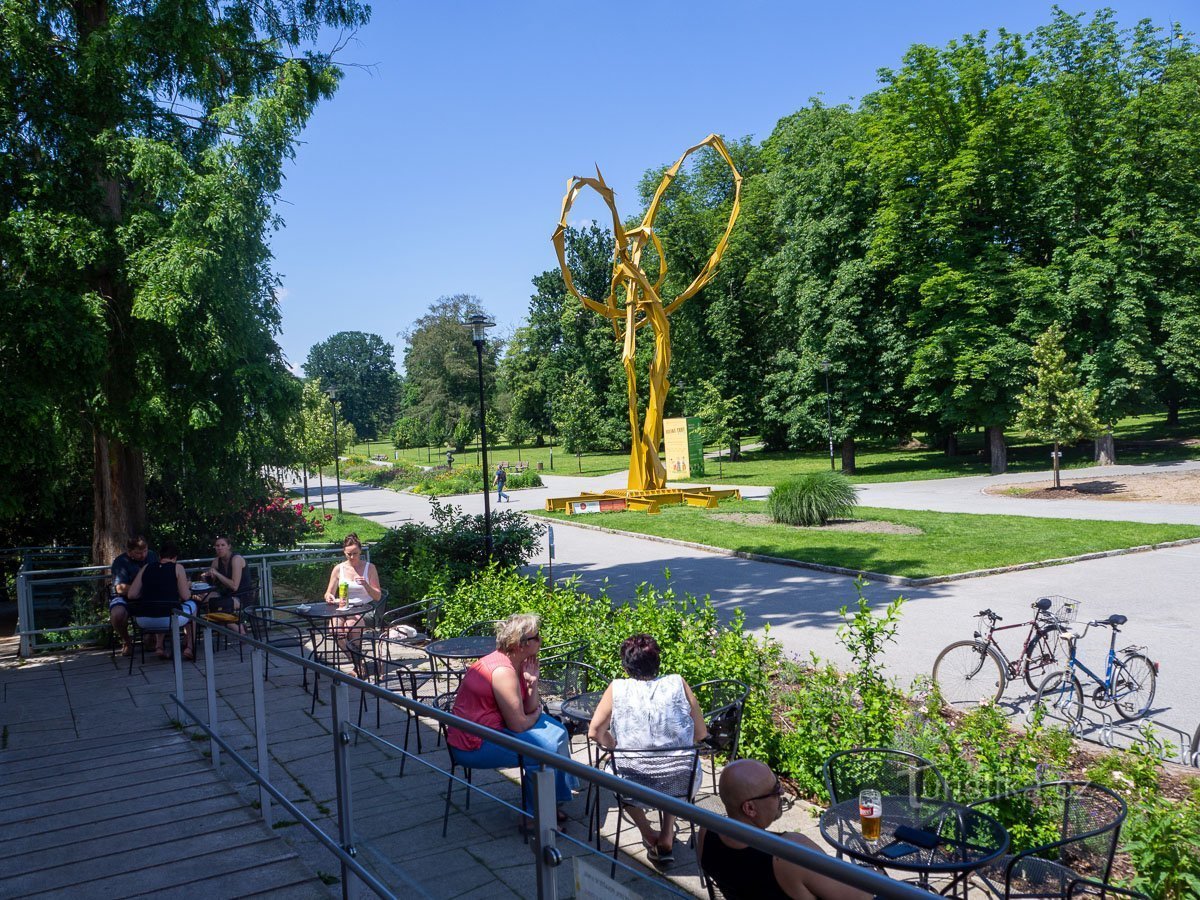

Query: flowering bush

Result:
[242,496,309,549]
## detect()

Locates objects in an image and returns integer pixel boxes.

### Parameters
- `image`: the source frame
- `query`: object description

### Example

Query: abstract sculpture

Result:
[552,134,742,491]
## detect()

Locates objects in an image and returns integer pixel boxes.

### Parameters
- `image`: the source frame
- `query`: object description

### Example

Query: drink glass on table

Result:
[337,582,349,604]
[859,790,882,844]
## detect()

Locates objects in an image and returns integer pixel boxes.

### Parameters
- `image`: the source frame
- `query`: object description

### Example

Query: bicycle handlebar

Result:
[978,609,1001,621]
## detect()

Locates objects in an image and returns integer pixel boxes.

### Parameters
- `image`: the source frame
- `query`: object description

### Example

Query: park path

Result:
[296,462,1200,740]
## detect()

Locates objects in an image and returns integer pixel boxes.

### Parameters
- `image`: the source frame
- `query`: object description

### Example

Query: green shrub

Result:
[1121,779,1200,899]
[768,472,857,526]
[369,499,544,604]
[435,567,780,765]
[412,465,543,496]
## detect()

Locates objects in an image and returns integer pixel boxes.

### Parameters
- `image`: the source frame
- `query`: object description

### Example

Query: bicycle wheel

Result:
[1112,653,1156,721]
[1022,625,1065,692]
[1035,669,1083,727]
[1190,725,1199,768]
[932,641,1005,706]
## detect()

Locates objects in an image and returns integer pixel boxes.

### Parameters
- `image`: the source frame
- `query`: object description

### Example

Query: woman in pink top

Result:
[449,613,578,817]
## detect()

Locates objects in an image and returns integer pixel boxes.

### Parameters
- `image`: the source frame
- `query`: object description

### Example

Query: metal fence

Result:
[166,613,930,900]
[14,546,360,656]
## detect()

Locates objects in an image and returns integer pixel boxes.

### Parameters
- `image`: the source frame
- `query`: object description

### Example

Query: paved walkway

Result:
[298,462,1200,735]
[0,633,825,899]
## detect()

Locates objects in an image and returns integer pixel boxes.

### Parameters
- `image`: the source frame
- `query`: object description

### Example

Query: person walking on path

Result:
[494,462,510,503]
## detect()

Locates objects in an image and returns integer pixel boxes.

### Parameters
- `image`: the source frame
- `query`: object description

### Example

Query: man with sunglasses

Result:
[697,759,874,900]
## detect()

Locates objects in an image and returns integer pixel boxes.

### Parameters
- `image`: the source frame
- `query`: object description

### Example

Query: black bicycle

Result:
[932,597,1070,706]
[1034,614,1158,725]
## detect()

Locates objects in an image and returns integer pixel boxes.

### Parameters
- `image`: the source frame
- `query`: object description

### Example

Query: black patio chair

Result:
[1066,877,1149,899]
[126,597,191,674]
[243,606,311,690]
[598,745,703,877]
[823,747,950,805]
[377,597,441,646]
[200,569,260,661]
[347,631,435,774]
[694,678,750,790]
[967,781,1126,899]
[432,691,527,843]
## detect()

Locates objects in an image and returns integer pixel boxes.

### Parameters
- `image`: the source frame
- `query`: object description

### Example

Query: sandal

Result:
[642,840,673,864]
[121,643,134,658]
[183,649,195,661]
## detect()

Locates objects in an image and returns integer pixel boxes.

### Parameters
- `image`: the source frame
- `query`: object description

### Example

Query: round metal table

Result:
[425,635,497,692]
[558,691,605,726]
[819,795,1009,896]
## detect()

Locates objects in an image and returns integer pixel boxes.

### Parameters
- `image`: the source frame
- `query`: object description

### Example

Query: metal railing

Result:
[14,547,365,655]
[166,612,930,900]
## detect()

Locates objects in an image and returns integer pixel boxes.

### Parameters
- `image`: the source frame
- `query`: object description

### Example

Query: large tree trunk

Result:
[944,433,958,457]
[728,437,742,462]
[1166,396,1180,426]
[1094,429,1116,466]
[302,465,310,504]
[841,437,857,474]
[91,432,146,565]
[987,426,1008,475]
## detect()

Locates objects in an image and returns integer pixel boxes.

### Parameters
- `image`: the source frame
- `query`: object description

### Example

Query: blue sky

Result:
[270,1,1189,373]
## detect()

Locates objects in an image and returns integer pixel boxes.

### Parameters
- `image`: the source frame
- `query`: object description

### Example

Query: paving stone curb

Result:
[530,515,1200,588]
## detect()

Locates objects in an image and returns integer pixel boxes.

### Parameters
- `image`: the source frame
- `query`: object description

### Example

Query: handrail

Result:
[178,612,929,899]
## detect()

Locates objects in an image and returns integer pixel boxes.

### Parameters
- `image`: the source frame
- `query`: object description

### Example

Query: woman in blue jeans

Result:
[448,613,578,822]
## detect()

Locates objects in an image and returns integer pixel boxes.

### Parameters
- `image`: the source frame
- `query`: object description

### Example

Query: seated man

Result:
[127,540,197,661]
[697,759,873,900]
[110,535,157,657]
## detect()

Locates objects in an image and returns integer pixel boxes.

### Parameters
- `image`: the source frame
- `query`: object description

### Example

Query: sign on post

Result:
[664,416,705,480]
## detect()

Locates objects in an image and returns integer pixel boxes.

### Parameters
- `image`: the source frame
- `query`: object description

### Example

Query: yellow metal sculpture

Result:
[552,134,742,491]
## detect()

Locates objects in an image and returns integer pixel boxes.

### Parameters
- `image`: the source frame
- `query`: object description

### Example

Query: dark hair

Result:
[342,533,362,550]
[126,535,148,551]
[620,633,661,679]
[159,540,180,559]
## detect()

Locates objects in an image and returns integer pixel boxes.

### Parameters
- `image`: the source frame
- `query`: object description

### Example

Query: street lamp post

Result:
[819,358,834,471]
[546,399,553,471]
[466,312,496,555]
[325,386,344,514]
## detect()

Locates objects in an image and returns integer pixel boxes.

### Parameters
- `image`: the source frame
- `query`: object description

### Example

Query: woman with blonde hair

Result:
[448,613,578,820]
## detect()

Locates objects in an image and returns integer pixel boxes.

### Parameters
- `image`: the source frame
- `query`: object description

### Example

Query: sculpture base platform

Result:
[545,486,741,516]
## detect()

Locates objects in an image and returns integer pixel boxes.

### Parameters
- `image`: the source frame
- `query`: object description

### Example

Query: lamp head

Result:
[818,358,831,373]
[324,385,338,401]
[465,312,495,344]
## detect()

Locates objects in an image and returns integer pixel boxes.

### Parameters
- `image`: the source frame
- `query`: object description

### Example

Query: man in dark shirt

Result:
[697,759,873,900]
[127,540,196,660]
[110,535,158,657]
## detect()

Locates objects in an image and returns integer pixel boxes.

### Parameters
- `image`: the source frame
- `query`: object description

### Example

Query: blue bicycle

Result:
[1034,614,1158,725]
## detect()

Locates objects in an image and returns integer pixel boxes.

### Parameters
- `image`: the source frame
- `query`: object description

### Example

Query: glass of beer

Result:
[859,789,883,844]
[337,582,349,604]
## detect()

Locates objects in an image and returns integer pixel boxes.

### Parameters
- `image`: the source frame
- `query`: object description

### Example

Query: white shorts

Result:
[135,600,197,630]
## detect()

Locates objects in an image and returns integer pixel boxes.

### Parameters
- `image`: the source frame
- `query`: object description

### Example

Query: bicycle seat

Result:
[1034,598,1052,612]
[1098,614,1128,627]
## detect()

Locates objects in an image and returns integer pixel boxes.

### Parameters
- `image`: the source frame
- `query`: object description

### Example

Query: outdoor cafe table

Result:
[557,691,605,728]
[819,795,1009,897]
[283,601,373,669]
[424,635,497,693]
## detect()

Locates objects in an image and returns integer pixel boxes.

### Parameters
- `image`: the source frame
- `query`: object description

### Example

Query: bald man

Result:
[697,759,874,900]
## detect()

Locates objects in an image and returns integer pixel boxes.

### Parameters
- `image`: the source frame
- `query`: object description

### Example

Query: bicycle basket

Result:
[1043,595,1081,625]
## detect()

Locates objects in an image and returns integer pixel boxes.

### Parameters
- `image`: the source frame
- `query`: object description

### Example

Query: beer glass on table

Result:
[859,789,882,845]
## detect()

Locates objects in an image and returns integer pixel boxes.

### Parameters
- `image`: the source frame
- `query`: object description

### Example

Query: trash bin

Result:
[537,462,544,471]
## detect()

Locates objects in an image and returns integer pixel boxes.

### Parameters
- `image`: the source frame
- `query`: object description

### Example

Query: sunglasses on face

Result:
[521,633,541,644]
[745,778,794,811]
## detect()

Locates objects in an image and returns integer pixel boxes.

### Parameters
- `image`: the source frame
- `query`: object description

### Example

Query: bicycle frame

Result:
[981,616,1053,679]
[1061,626,1120,696]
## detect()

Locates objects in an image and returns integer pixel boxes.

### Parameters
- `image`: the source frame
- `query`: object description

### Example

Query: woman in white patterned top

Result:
[589,634,708,864]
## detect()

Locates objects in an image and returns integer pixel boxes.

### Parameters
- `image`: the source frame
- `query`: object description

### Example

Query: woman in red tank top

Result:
[448,614,579,819]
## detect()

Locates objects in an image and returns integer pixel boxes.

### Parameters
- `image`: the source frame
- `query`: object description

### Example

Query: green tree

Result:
[761,101,905,470]
[390,416,425,451]
[402,295,499,451]
[1015,324,1101,489]
[287,379,355,505]
[696,379,741,478]
[0,0,368,561]
[303,332,401,439]
[554,371,602,472]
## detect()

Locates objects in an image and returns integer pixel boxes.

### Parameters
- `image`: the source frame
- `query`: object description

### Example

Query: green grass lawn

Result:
[295,508,389,544]
[346,407,1200,487]
[536,500,1200,579]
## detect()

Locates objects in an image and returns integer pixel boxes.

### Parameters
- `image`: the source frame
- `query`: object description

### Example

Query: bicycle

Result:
[1034,614,1158,726]
[932,597,1070,706]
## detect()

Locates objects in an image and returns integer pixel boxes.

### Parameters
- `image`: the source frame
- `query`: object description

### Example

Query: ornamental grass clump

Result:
[768,472,857,526]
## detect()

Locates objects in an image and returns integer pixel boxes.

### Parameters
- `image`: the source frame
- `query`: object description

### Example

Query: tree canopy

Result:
[303,331,401,438]
[0,0,368,558]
